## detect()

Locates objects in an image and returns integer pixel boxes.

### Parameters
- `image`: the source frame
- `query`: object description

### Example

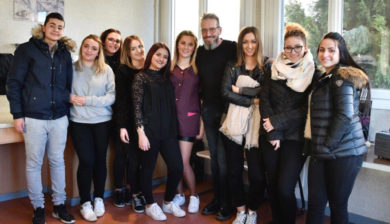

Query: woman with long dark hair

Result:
[113,35,146,212]
[220,26,266,224]
[132,42,185,221]
[305,32,368,224]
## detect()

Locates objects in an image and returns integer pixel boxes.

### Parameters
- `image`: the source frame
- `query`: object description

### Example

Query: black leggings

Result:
[139,137,183,204]
[223,135,266,210]
[261,135,306,224]
[70,120,111,204]
[113,129,141,194]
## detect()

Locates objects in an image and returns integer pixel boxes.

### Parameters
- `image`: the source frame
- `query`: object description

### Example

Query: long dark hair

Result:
[143,42,171,79]
[317,32,364,72]
[237,26,263,67]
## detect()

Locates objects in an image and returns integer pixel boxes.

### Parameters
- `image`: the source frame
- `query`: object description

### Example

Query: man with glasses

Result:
[195,13,236,221]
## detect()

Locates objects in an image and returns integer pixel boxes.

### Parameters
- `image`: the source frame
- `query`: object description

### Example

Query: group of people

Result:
[6,11,369,224]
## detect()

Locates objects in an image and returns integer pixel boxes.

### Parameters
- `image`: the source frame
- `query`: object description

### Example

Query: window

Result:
[284,0,328,61]
[343,0,390,89]
[172,0,199,45]
[207,0,240,42]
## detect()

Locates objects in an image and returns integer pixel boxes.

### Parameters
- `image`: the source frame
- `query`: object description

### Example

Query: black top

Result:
[132,69,177,139]
[309,65,367,159]
[105,55,120,75]
[115,64,140,135]
[195,40,237,111]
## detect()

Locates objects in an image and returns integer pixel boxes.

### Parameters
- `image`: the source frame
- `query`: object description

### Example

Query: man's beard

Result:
[204,37,219,50]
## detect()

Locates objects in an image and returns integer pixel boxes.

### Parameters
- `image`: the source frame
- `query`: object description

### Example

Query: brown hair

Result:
[284,23,308,46]
[143,42,171,79]
[120,35,145,69]
[100,28,122,59]
[237,26,264,67]
[171,30,198,73]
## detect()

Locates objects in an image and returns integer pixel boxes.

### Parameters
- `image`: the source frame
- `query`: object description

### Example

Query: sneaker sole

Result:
[113,203,125,208]
[162,208,186,218]
[133,208,145,213]
[52,212,75,224]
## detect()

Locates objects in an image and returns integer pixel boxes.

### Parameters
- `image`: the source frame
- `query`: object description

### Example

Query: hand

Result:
[70,94,86,106]
[196,119,205,140]
[253,98,260,105]
[263,118,274,132]
[14,118,25,133]
[232,85,240,94]
[137,127,150,151]
[120,128,129,143]
[270,140,280,150]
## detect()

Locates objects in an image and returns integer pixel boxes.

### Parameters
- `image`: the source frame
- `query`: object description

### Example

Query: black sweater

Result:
[115,64,140,134]
[195,40,237,111]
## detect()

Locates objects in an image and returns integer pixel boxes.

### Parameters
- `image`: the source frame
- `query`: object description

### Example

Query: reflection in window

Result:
[343,0,390,89]
[207,0,240,43]
[284,0,328,62]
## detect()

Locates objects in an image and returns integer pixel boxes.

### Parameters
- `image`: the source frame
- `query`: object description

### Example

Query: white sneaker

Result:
[172,194,185,206]
[162,201,186,217]
[245,211,257,224]
[93,197,105,217]
[80,201,97,222]
[188,195,200,213]
[145,203,167,221]
[233,211,247,224]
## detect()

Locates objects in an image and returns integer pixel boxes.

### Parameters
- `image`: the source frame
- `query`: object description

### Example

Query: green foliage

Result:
[285,0,390,89]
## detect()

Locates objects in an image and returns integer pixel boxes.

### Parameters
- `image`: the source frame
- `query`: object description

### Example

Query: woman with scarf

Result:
[220,26,267,224]
[259,23,316,224]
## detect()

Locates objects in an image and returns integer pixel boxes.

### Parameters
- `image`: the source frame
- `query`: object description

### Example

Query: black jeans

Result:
[261,135,306,224]
[202,105,230,207]
[70,120,111,204]
[306,155,363,224]
[113,129,141,194]
[139,137,183,204]
[223,135,266,210]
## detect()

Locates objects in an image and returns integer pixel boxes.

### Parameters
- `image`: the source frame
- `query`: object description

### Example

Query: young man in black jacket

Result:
[6,12,75,224]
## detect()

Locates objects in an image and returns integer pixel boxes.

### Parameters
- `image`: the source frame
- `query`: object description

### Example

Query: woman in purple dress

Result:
[170,30,204,213]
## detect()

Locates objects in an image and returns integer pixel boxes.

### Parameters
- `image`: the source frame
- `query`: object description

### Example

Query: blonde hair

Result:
[75,34,107,75]
[120,35,145,69]
[237,26,263,67]
[171,30,198,74]
[284,22,309,45]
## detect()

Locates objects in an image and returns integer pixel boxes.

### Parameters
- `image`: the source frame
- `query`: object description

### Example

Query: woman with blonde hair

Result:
[260,23,317,224]
[220,26,267,224]
[69,34,115,222]
[113,35,146,212]
[170,30,204,213]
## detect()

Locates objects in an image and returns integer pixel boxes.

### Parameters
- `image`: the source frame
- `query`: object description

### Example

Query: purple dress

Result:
[170,65,201,137]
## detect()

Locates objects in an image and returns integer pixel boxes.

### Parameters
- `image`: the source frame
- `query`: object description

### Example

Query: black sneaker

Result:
[32,207,45,224]
[124,188,132,205]
[52,204,75,224]
[132,195,145,213]
[113,190,125,207]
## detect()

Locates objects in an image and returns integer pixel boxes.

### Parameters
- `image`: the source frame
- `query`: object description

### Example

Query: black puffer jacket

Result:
[309,65,368,159]
[6,25,75,120]
[221,62,265,108]
[260,66,318,142]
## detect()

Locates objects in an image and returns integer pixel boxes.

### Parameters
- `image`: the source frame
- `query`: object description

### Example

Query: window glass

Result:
[172,0,199,45]
[284,0,328,62]
[207,0,240,42]
[343,0,390,89]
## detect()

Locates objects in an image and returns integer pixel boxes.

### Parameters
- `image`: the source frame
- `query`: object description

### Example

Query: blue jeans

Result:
[23,116,68,209]
[201,105,230,207]
[306,155,363,224]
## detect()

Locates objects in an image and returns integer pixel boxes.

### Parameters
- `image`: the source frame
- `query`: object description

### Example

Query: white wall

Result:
[0,0,155,56]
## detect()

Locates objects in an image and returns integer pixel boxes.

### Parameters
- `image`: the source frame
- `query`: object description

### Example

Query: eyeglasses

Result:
[107,37,121,44]
[284,45,303,53]
[201,27,219,34]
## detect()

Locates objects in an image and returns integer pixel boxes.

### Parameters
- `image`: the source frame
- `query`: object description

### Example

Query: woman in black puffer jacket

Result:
[305,32,369,224]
